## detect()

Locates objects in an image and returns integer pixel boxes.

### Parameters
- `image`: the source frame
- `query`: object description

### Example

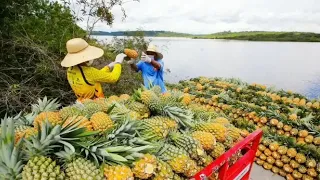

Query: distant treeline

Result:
[91,30,192,37]
[193,31,320,42]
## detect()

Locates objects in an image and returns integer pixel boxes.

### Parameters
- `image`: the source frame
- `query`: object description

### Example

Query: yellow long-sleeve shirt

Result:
[67,64,121,102]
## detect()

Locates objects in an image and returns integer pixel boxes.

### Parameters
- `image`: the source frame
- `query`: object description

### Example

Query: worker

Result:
[128,44,167,93]
[61,38,127,102]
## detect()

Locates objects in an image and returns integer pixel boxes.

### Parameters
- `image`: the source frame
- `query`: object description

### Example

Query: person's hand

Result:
[115,53,127,64]
[141,52,151,63]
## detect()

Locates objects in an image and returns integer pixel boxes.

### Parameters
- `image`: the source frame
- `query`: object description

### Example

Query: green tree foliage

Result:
[0,0,145,116]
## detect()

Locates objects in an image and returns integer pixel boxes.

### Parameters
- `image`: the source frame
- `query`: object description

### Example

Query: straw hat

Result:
[61,38,104,67]
[146,44,163,60]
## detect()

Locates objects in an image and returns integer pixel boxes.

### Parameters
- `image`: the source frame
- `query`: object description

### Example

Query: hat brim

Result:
[61,45,104,67]
[146,50,163,60]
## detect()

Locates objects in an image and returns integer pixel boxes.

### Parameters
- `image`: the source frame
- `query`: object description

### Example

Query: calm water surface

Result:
[94,36,320,98]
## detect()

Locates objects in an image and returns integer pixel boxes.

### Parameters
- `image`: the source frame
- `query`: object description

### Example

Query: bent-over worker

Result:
[61,38,127,102]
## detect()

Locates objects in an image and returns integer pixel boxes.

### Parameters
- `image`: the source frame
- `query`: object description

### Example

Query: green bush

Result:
[0,0,146,116]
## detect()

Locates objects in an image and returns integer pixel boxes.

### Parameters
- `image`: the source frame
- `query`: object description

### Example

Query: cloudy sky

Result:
[75,0,320,34]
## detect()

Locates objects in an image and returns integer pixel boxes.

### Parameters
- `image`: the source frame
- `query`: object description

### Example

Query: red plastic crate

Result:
[191,129,263,180]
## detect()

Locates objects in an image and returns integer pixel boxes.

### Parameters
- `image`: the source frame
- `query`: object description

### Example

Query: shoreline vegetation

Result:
[92,30,320,42]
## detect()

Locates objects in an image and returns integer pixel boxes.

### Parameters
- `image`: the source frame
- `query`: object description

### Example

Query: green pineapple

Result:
[211,142,225,158]
[153,159,175,180]
[140,119,170,141]
[82,101,103,117]
[22,156,65,180]
[127,101,150,119]
[157,143,189,160]
[224,136,234,149]
[170,132,206,160]
[56,147,104,180]
[59,106,82,120]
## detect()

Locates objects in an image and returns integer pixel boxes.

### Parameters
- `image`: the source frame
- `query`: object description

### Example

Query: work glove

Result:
[115,53,127,64]
[108,62,116,69]
[141,52,152,63]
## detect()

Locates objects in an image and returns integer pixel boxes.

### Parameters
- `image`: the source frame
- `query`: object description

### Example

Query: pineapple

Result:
[281,155,291,164]
[182,93,192,106]
[256,159,265,166]
[306,158,317,168]
[305,135,314,143]
[140,119,169,141]
[210,142,225,158]
[124,48,138,59]
[292,170,303,179]
[263,162,272,170]
[107,95,119,102]
[157,144,189,160]
[278,146,288,155]
[272,151,281,160]
[289,160,299,169]
[269,142,280,151]
[286,174,294,180]
[153,160,175,180]
[259,154,267,161]
[167,154,190,173]
[272,166,280,174]
[275,160,284,168]
[104,165,133,180]
[295,153,307,164]
[266,156,275,165]
[258,144,266,151]
[283,164,294,173]
[287,148,297,158]
[118,94,131,103]
[33,111,62,129]
[212,117,230,125]
[313,137,320,145]
[299,165,308,174]
[170,132,206,160]
[298,130,309,138]
[150,116,178,130]
[307,168,317,177]
[224,136,235,149]
[226,126,241,141]
[132,154,157,179]
[192,131,216,151]
[15,127,38,143]
[22,156,65,180]
[64,158,104,180]
[82,101,103,117]
[90,112,114,133]
[279,169,287,177]
[270,119,279,126]
[63,116,93,131]
[194,122,227,142]
[59,106,82,120]
[290,128,299,136]
[127,101,150,119]
[302,174,314,180]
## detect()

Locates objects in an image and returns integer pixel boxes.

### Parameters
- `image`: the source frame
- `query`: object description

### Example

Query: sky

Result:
[74,0,320,34]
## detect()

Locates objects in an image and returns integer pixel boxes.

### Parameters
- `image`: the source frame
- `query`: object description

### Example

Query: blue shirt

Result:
[136,59,167,93]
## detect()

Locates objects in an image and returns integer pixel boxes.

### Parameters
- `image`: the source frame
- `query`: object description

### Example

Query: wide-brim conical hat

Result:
[146,44,163,60]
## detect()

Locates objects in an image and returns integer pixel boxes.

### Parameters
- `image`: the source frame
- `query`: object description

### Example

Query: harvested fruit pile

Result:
[167,76,320,180]
[0,86,247,180]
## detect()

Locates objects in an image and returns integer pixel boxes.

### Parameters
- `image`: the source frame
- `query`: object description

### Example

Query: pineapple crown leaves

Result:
[31,96,61,114]
[161,106,195,129]
[0,115,24,179]
[24,119,96,160]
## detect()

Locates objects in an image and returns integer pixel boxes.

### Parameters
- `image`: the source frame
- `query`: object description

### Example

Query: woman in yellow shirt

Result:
[61,38,127,102]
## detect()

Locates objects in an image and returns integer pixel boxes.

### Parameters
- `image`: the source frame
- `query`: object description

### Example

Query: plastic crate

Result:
[191,129,263,180]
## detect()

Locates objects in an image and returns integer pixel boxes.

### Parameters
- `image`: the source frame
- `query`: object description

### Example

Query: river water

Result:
[94,36,320,98]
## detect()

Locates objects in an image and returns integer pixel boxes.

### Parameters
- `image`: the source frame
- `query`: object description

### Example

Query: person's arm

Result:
[150,59,161,70]
[130,63,139,72]
[85,64,122,83]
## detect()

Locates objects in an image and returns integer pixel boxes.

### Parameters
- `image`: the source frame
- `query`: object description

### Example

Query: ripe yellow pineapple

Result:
[290,160,299,169]
[306,159,317,168]
[132,154,157,179]
[34,112,62,129]
[295,153,306,164]
[259,154,267,161]
[153,160,175,180]
[213,117,230,125]
[107,95,119,102]
[124,48,138,59]
[168,154,190,174]
[182,93,192,105]
[281,155,291,164]
[272,166,280,174]
[119,94,130,102]
[104,165,133,180]
[256,159,264,166]
[277,146,288,155]
[272,151,281,160]
[287,148,297,158]
[210,142,225,158]
[313,137,320,145]
[292,170,303,179]
[63,116,93,131]
[192,131,216,151]
[283,164,294,173]
[90,112,114,133]
[270,119,279,126]
[263,162,272,170]
[194,122,227,142]
[298,130,309,138]
[305,135,314,144]
[275,159,284,168]
[269,142,280,151]
[15,127,38,144]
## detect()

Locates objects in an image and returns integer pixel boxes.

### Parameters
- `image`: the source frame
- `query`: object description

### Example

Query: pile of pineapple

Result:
[0,86,247,180]
[168,76,320,180]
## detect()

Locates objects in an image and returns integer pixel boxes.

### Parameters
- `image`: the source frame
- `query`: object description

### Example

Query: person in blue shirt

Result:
[128,44,167,93]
